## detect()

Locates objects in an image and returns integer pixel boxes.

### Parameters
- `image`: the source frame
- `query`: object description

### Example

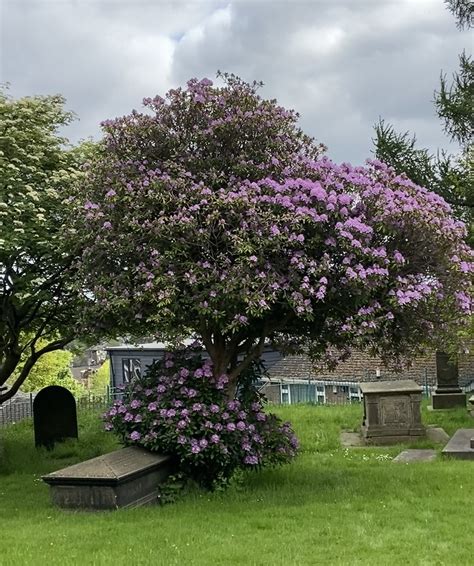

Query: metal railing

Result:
[0,388,121,428]
[0,394,35,427]
[1,379,471,425]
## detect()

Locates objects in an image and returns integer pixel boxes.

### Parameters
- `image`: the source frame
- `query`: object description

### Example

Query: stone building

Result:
[262,347,474,405]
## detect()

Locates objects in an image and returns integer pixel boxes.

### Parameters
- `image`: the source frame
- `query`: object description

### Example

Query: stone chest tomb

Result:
[360,380,425,445]
[42,446,173,510]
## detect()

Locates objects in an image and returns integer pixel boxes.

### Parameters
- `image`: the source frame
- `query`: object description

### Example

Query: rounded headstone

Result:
[33,385,78,449]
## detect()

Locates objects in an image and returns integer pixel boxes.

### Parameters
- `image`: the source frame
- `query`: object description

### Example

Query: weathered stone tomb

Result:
[42,446,173,510]
[360,380,425,445]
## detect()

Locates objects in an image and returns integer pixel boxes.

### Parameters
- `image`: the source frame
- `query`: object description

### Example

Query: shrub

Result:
[103,345,298,489]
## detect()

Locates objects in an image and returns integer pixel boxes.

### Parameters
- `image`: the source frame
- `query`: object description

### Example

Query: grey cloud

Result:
[1,0,220,140]
[1,0,469,164]
[171,0,468,162]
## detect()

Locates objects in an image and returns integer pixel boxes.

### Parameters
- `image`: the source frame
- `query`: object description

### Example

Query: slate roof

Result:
[267,350,474,388]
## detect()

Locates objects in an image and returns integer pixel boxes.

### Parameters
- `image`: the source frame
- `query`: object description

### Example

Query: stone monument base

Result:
[42,446,173,510]
[362,431,425,446]
[431,392,466,410]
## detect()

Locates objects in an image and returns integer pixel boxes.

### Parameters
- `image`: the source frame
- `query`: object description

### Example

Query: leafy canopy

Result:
[444,0,473,29]
[0,89,87,403]
[90,359,111,396]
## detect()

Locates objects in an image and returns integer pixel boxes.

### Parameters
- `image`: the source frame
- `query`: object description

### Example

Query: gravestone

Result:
[33,385,78,449]
[431,352,466,409]
[360,380,425,445]
[42,446,173,510]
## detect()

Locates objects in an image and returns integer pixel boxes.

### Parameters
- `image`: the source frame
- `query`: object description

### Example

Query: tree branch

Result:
[0,335,74,405]
[229,334,266,381]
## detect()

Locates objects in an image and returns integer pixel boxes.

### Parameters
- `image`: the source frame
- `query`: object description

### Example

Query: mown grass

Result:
[0,403,472,566]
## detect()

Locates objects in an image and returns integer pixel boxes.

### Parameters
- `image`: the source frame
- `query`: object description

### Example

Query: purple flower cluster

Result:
[103,347,298,489]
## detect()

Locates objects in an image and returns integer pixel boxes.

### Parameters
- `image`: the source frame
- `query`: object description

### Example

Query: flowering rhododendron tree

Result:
[104,345,298,488]
[73,74,473,400]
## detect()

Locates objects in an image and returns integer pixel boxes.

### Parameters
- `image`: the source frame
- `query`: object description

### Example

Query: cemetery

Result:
[0,401,473,565]
[1,2,473,563]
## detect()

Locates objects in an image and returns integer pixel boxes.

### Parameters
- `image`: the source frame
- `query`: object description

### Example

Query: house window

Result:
[349,386,362,402]
[316,384,326,404]
[122,358,141,383]
[281,384,291,404]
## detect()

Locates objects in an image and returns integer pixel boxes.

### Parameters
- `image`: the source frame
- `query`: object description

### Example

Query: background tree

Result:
[444,0,473,29]
[73,76,472,399]
[0,89,89,403]
[89,359,111,396]
[373,120,472,242]
[15,345,84,397]
[373,2,473,245]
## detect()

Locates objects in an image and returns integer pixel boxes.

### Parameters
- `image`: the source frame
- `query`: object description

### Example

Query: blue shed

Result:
[106,341,283,390]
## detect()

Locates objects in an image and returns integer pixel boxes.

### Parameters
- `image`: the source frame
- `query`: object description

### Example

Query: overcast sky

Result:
[1,0,470,164]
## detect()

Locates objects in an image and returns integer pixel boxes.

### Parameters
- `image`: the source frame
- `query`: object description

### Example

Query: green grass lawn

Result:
[0,403,472,566]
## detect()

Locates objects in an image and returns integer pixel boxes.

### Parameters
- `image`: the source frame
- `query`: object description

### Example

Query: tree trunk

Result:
[205,336,267,400]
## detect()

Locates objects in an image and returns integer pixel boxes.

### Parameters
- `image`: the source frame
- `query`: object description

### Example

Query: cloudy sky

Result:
[1,0,469,164]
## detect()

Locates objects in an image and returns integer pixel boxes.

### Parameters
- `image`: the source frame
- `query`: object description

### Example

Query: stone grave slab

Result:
[426,426,450,444]
[340,431,364,447]
[42,446,173,510]
[442,428,474,461]
[393,449,437,463]
[34,385,78,449]
[360,380,425,445]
